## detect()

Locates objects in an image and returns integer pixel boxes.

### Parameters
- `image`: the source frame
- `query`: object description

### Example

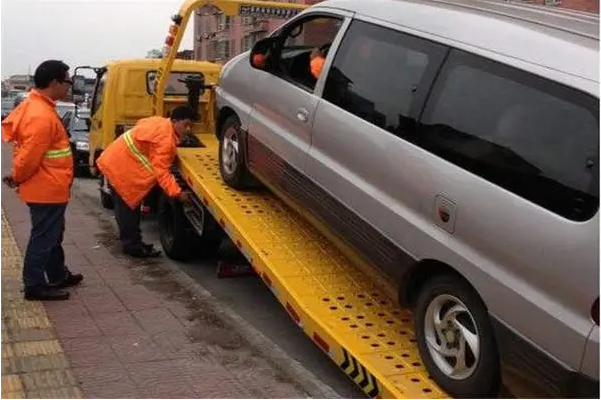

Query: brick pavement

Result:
[1,174,309,398]
[1,210,83,399]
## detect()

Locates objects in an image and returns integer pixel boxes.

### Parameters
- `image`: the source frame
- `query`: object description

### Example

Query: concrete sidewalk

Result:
[1,182,309,398]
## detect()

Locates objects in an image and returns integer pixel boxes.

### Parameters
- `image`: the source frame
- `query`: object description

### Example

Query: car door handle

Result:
[296,108,309,123]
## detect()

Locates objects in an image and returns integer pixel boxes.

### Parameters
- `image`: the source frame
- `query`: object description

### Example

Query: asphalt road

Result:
[73,175,366,399]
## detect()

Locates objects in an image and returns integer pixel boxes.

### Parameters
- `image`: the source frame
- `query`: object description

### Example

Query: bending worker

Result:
[96,106,194,258]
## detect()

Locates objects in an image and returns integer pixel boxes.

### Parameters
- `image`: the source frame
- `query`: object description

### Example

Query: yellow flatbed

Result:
[176,137,447,399]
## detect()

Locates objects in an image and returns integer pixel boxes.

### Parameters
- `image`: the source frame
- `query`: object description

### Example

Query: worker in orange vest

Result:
[1,60,83,301]
[309,47,326,80]
[252,47,326,80]
[96,106,194,258]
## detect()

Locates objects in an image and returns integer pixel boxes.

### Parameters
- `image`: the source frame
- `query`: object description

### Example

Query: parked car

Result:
[61,108,91,176]
[55,101,75,119]
[215,0,599,398]
[12,92,28,108]
[1,90,28,120]
[1,97,12,120]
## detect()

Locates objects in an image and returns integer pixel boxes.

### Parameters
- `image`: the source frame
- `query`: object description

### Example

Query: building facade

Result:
[193,0,599,64]
[194,8,282,63]
[533,0,599,13]
[3,75,34,92]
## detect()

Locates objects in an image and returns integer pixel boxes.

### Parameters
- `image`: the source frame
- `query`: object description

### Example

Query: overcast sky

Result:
[1,0,195,79]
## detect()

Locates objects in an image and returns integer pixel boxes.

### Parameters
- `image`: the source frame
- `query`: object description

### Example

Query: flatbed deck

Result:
[176,137,447,399]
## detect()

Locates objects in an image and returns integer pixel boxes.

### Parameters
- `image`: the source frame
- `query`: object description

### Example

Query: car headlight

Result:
[75,141,89,151]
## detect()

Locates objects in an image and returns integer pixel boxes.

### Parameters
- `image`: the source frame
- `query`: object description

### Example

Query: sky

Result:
[1,0,195,79]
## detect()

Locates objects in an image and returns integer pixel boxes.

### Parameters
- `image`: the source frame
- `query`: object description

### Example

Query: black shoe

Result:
[52,273,84,289]
[24,287,70,301]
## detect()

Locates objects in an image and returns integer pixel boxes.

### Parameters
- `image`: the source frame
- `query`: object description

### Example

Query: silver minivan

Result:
[215,0,599,397]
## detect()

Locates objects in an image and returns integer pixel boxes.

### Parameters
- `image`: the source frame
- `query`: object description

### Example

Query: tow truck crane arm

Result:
[152,0,308,117]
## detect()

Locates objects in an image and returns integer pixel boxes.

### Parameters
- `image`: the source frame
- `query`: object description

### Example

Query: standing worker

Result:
[96,106,194,258]
[1,60,83,301]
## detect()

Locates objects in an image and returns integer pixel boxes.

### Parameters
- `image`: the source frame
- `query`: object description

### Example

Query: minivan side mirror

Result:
[250,37,276,71]
[72,75,86,95]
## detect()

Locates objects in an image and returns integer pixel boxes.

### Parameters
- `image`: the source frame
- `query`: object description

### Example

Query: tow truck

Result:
[81,0,447,397]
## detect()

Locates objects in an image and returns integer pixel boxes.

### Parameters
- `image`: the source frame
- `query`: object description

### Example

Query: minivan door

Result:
[304,18,447,281]
[246,12,351,180]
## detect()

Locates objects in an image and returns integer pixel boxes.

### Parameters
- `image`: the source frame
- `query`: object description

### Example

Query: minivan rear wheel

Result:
[414,274,500,398]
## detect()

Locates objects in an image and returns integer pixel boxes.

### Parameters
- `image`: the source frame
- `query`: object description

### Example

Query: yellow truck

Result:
[73,0,446,398]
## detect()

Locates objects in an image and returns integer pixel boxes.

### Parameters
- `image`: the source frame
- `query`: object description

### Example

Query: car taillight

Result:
[591,298,599,326]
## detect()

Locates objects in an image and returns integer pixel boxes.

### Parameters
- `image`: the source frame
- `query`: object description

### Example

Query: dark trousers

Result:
[111,186,142,251]
[23,203,70,289]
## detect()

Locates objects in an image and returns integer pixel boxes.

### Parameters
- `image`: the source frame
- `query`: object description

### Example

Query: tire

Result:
[99,175,114,209]
[218,115,252,189]
[158,193,223,261]
[413,274,500,398]
[100,190,113,209]
[75,165,90,178]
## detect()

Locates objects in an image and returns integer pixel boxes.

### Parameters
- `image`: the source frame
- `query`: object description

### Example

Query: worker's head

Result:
[34,60,71,102]
[170,106,196,138]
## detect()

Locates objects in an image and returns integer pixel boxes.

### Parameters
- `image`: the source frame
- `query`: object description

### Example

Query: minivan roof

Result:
[316,0,599,95]
[105,58,222,72]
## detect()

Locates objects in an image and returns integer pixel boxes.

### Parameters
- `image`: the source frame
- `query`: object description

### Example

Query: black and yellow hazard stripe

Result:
[340,348,381,398]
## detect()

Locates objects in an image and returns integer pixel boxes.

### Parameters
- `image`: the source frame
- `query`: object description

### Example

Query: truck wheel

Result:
[99,176,114,209]
[158,193,222,261]
[218,115,251,189]
[413,274,500,398]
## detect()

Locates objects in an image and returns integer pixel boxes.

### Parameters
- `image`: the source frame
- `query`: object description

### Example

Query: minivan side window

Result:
[273,15,343,91]
[322,20,447,139]
[419,50,599,221]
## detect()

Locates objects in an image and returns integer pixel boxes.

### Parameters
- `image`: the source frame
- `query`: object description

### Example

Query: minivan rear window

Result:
[322,20,446,136]
[419,50,599,221]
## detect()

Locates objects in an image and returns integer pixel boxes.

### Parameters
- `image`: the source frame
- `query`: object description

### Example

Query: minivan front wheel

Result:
[218,115,251,189]
[414,274,500,398]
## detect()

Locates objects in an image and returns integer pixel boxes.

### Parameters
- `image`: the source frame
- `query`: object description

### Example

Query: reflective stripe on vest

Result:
[45,147,72,159]
[123,130,153,172]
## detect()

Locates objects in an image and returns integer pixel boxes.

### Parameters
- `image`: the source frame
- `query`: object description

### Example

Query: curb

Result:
[162,258,343,399]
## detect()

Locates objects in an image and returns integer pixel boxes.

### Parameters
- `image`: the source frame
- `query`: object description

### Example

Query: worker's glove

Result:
[2,175,16,189]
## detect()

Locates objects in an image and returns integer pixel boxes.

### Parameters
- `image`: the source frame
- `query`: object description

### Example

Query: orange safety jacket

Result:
[1,90,74,204]
[310,54,325,79]
[96,116,183,209]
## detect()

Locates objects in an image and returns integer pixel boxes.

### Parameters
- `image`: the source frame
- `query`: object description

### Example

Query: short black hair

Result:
[33,60,70,89]
[170,105,196,121]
